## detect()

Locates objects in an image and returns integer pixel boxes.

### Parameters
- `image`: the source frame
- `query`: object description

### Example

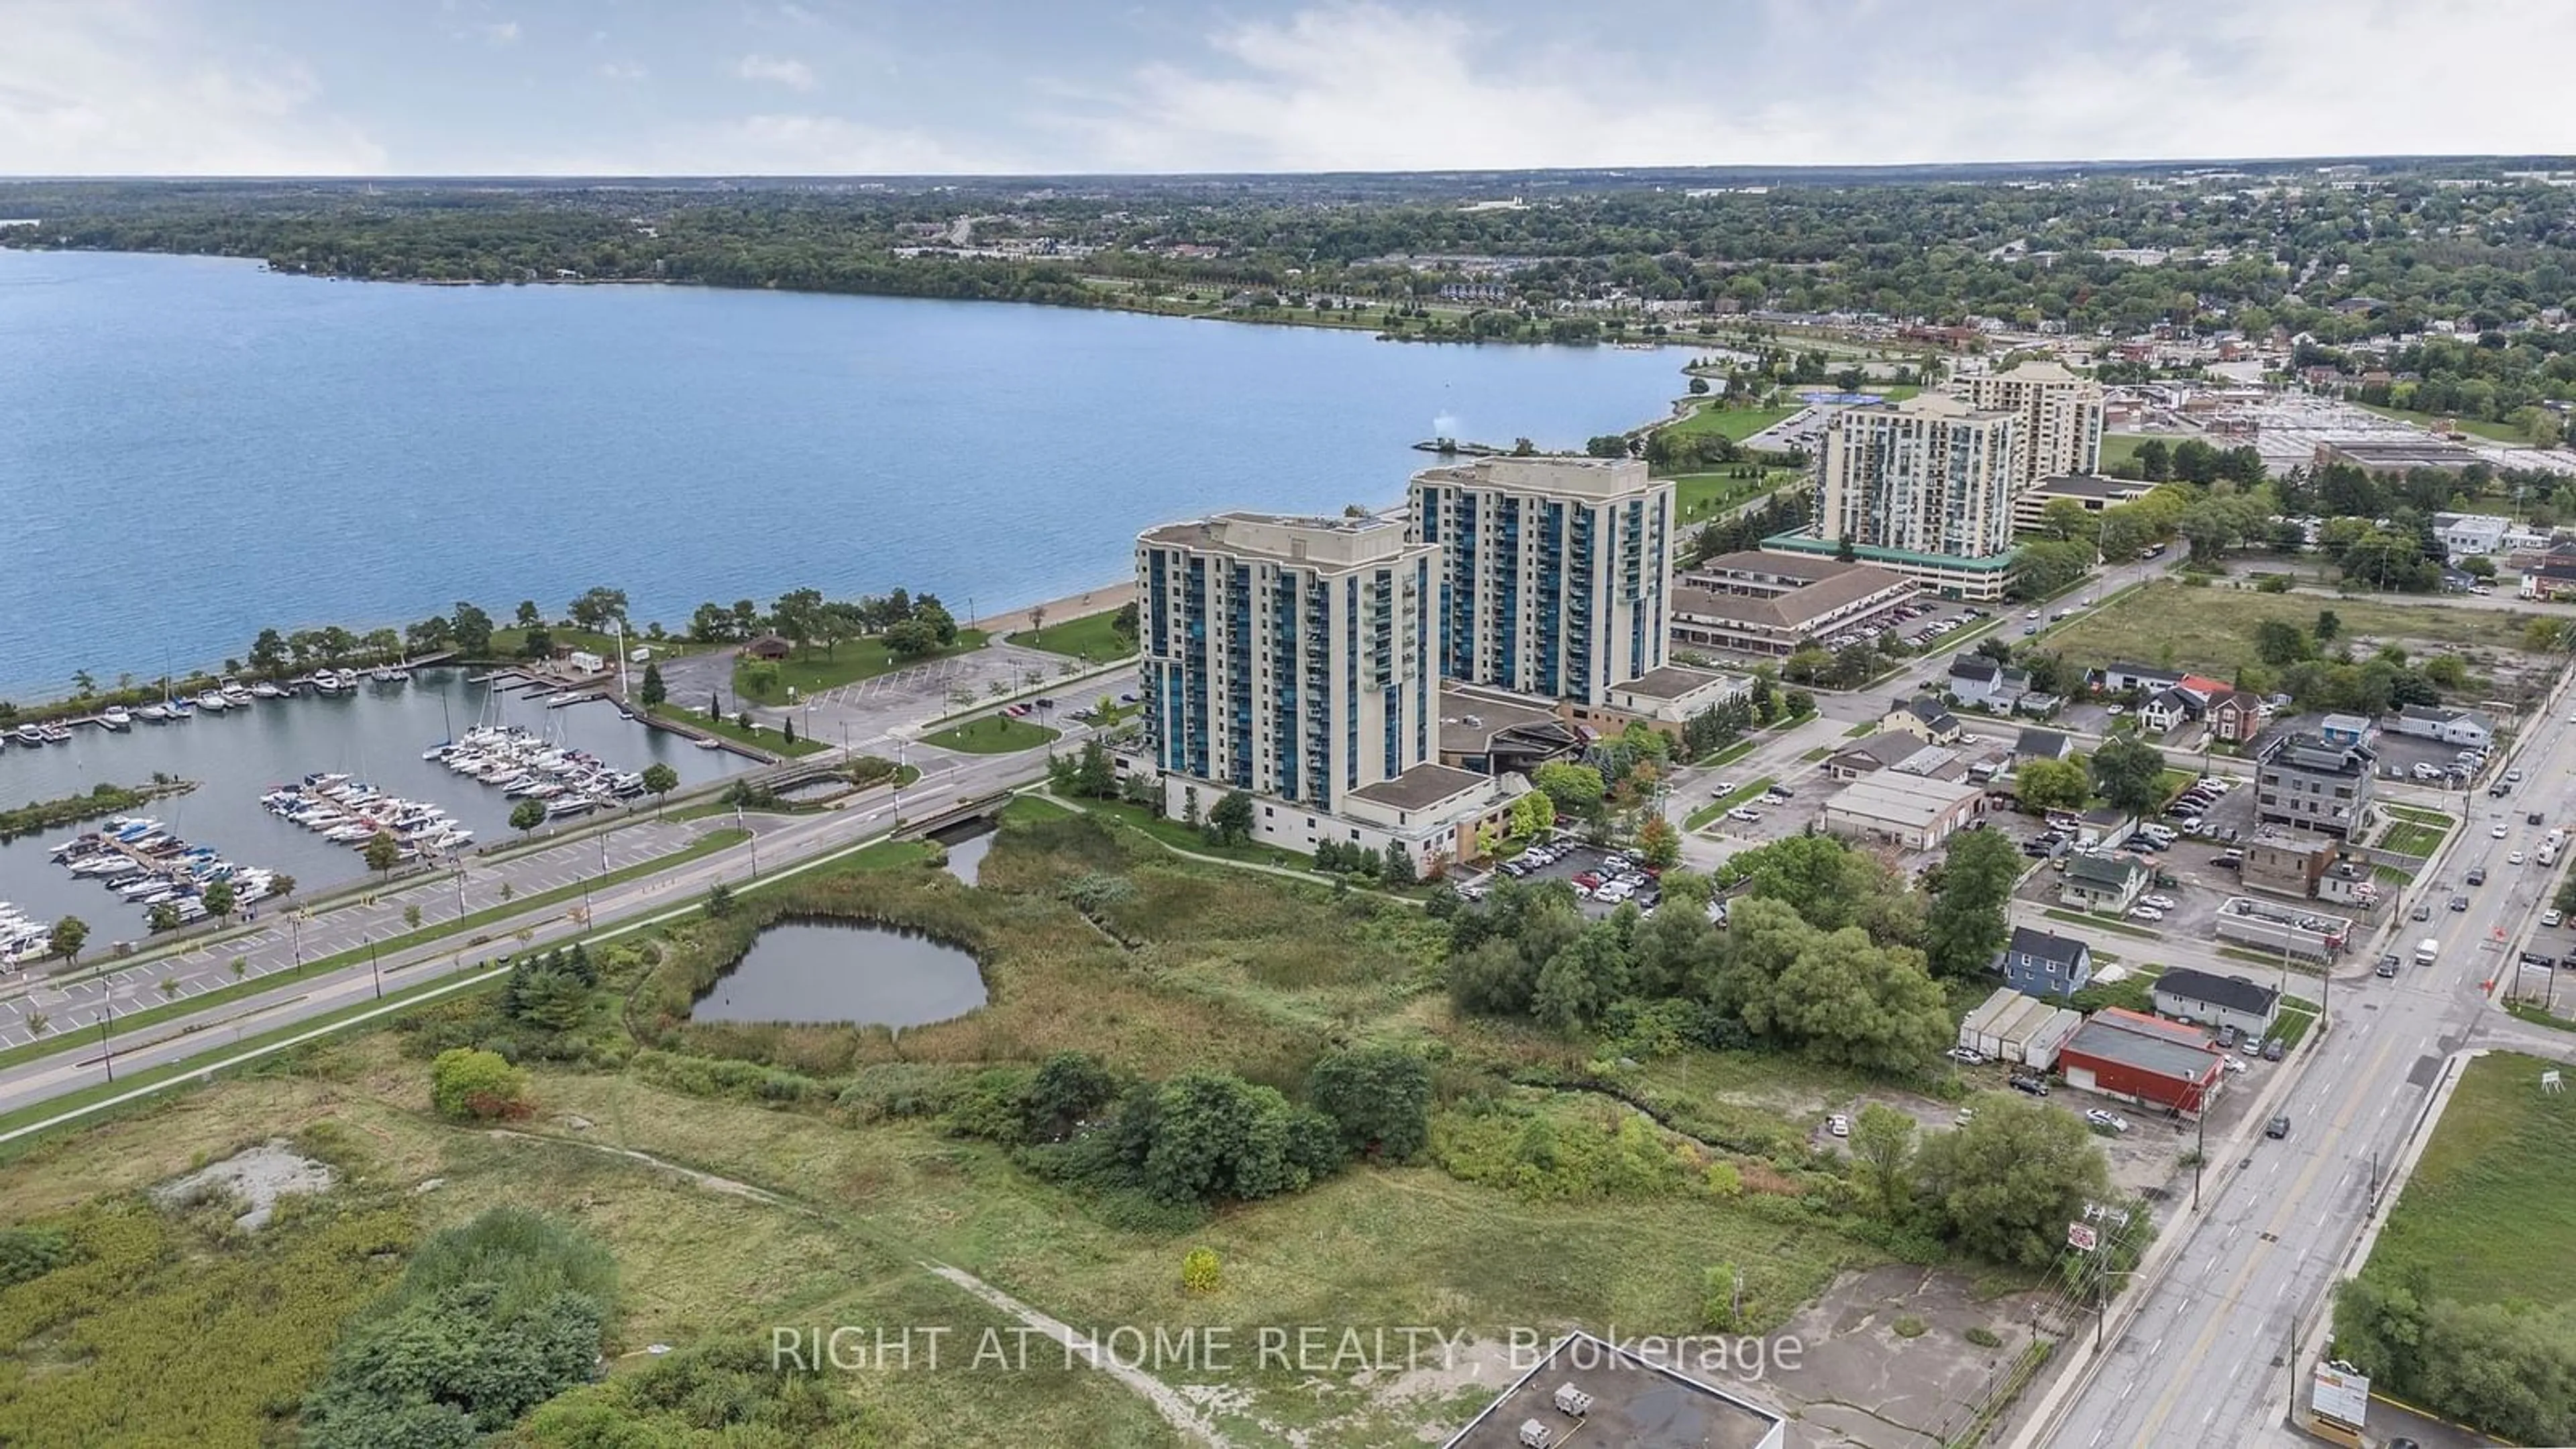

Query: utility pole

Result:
[2193,1106,2206,1211]
[100,1000,114,1083]
[368,935,382,1000]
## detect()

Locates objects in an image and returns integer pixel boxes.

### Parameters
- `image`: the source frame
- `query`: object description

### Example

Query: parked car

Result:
[2222,1054,2247,1073]
[2264,1038,2285,1061]
[1945,1046,1986,1065]
[2242,1035,2263,1056]
[1827,1114,1850,1138]
[2008,1074,2049,1097]
[2217,1024,2239,1049]
[2546,910,2565,929]
[1726,807,1763,824]
[2128,906,2164,922]
[2141,894,2177,910]
[2084,1109,2131,1134]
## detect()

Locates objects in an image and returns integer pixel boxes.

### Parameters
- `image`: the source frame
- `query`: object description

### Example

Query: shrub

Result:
[1966,1326,2003,1348]
[430,1047,529,1121]
[1894,1314,1929,1339]
[0,1227,72,1289]
[1181,1247,1222,1295]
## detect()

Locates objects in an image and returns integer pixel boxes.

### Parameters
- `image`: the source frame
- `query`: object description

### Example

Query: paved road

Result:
[2035,665,2576,1449]
[0,698,1106,1118]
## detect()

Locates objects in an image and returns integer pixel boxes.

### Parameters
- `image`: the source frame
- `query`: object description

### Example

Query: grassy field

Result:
[2355,402,2532,446]
[2363,1051,2576,1311]
[0,807,1916,1445]
[2041,580,2539,679]
[643,702,828,757]
[1006,608,1134,663]
[733,629,991,701]
[2098,434,2163,473]
[483,626,703,661]
[2380,822,2450,857]
[920,714,1061,755]
[1664,402,1801,443]
[1670,466,1803,524]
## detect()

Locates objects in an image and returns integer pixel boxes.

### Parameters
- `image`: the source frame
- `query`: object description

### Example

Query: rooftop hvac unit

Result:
[1517,1419,1556,1448]
[1552,1383,1595,1417]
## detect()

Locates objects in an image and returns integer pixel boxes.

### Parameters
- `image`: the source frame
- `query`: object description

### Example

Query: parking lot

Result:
[1805,1032,2288,1199]
[1490,839,1669,920]
[2372,729,2493,790]
[1825,597,1988,654]
[2011,773,2266,938]
[1685,778,1810,850]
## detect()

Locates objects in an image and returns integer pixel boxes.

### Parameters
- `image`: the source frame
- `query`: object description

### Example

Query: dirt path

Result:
[488,1127,1228,1446]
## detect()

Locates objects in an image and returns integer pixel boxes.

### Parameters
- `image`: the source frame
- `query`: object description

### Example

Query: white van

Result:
[2416,936,2440,967]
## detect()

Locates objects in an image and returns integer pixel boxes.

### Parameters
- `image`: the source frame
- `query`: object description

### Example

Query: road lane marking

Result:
[2123,1032,2400,1447]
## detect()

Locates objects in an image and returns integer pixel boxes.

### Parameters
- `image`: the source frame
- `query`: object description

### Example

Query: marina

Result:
[38,814,278,934]
[0,667,750,934]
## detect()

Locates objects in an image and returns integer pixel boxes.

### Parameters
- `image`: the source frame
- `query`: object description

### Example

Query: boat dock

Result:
[46,817,276,928]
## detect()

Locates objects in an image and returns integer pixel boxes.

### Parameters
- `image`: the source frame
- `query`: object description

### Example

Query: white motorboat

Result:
[99,706,133,731]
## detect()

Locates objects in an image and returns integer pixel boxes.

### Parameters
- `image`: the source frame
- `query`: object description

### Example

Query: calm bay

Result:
[0,249,1692,700]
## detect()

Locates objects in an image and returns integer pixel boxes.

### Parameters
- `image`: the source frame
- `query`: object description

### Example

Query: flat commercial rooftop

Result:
[1443,1333,1783,1449]
[1346,761,1489,812]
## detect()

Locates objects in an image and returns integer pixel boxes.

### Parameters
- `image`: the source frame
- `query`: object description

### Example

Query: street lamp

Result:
[368,935,382,1000]
[100,1000,114,1083]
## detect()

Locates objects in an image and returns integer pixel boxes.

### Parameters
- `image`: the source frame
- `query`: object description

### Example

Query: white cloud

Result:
[480,19,519,46]
[1066,0,2576,171]
[735,53,818,92]
[597,60,648,82]
[0,0,385,174]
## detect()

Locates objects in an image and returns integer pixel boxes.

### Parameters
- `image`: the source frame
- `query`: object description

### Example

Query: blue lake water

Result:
[0,250,1694,701]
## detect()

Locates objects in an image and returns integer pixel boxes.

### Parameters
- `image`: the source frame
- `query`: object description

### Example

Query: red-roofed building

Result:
[2057,1007,2226,1114]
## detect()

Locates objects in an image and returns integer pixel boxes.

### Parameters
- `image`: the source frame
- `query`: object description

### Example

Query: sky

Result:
[4,0,2572,176]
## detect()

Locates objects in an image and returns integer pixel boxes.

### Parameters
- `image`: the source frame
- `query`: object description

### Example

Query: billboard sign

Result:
[2066,1222,2099,1252]
[2311,1364,2369,1427]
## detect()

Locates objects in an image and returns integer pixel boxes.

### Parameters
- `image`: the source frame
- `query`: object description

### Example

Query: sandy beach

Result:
[969,582,1134,636]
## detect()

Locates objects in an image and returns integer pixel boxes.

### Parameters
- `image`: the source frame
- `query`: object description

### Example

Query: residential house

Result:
[2077,808,2137,851]
[2390,704,2492,749]
[743,634,794,661]
[2318,713,2373,748]
[2139,686,2197,735]
[2098,661,2184,696]
[2151,966,2282,1037]
[2015,727,2074,761]
[2520,549,2576,600]
[2059,851,2150,913]
[1994,926,2093,1000]
[1948,654,2030,712]
[2014,691,2065,718]
[1881,695,1965,745]
[2206,689,2265,745]
[1825,731,1935,781]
